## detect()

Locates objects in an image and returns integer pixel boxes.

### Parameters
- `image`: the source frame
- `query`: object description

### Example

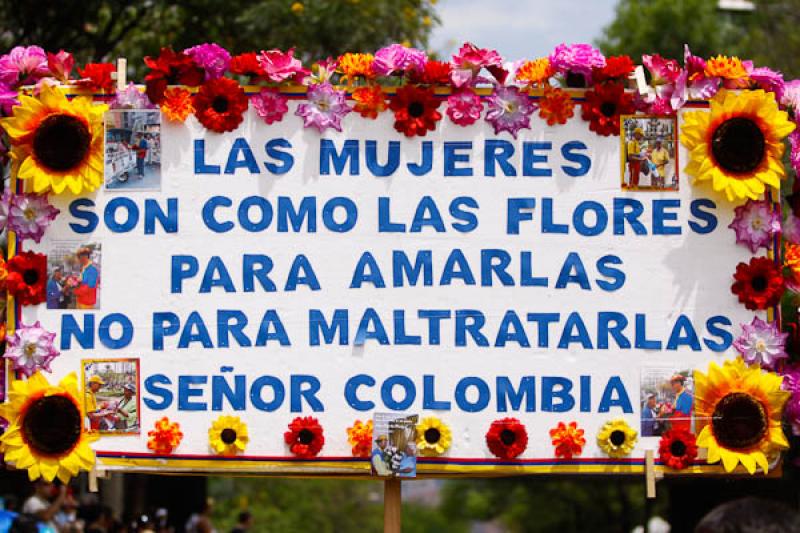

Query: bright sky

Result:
[429,0,619,61]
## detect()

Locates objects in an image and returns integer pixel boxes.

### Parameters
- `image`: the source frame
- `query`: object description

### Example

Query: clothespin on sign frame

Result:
[645,449,658,499]
[88,466,99,493]
[115,58,127,91]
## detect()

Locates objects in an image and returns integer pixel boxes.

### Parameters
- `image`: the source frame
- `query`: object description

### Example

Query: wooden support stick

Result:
[384,478,401,533]
[88,466,99,493]
[116,58,127,91]
[645,450,656,499]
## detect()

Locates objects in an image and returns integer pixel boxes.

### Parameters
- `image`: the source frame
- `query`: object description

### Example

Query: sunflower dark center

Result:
[211,96,229,113]
[220,428,237,444]
[712,392,768,449]
[424,428,441,444]
[408,101,425,118]
[609,430,626,446]
[500,429,516,446]
[298,429,314,445]
[565,71,587,88]
[711,117,766,174]
[22,395,81,456]
[33,114,91,172]
[23,268,39,285]
[750,274,768,292]
[670,440,687,457]
[600,102,617,117]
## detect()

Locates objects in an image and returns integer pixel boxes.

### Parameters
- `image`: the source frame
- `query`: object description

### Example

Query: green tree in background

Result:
[739,0,800,78]
[0,0,439,75]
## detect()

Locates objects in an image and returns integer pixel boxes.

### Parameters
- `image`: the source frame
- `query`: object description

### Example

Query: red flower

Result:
[581,82,634,136]
[193,78,249,133]
[77,63,116,92]
[284,416,325,458]
[485,418,528,459]
[230,52,266,79]
[658,429,697,470]
[594,55,635,82]
[7,251,47,306]
[144,47,205,104]
[389,85,442,137]
[731,257,785,310]
[408,60,452,85]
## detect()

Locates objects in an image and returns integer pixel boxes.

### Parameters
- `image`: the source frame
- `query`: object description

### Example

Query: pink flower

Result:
[0,83,19,116]
[5,320,60,377]
[782,364,800,435]
[251,88,289,125]
[732,317,788,370]
[184,43,231,80]
[784,211,800,245]
[258,48,307,83]
[450,42,505,88]
[485,85,535,138]
[111,82,155,109]
[727,199,780,253]
[643,53,682,85]
[46,50,74,82]
[790,130,800,174]
[0,46,49,87]
[308,57,339,84]
[549,43,605,86]
[7,193,60,243]
[446,89,483,126]
[295,82,351,133]
[0,189,10,231]
[749,66,784,98]
[781,80,800,114]
[372,44,427,76]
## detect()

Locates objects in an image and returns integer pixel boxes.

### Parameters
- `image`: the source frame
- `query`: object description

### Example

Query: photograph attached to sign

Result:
[46,240,101,310]
[621,115,678,191]
[82,358,140,434]
[640,366,694,437]
[105,110,161,191]
[371,413,419,478]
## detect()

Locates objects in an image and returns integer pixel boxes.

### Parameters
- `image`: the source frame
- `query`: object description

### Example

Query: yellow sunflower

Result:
[416,417,452,456]
[208,415,249,455]
[0,84,107,195]
[0,372,97,483]
[680,89,794,202]
[694,357,789,474]
[596,418,638,458]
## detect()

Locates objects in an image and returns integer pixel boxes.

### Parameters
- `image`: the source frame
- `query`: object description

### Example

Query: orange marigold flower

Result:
[346,419,373,458]
[147,417,183,454]
[0,256,8,292]
[161,87,194,122]
[538,86,575,126]
[549,421,585,459]
[339,53,375,81]
[352,86,388,119]
[0,322,6,344]
[516,58,554,86]
[705,55,749,80]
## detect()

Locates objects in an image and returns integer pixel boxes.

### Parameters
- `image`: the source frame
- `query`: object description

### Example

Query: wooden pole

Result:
[383,478,401,533]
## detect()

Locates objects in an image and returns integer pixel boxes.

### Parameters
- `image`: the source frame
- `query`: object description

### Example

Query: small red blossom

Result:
[77,63,116,92]
[230,52,266,79]
[486,418,528,459]
[193,77,249,133]
[284,416,325,458]
[594,55,635,82]
[408,60,453,85]
[658,429,698,470]
[389,85,442,137]
[581,82,634,136]
[143,47,205,104]
[7,251,47,306]
[731,257,785,310]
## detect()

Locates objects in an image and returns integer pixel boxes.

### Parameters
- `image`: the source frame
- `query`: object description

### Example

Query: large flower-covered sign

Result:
[0,41,798,481]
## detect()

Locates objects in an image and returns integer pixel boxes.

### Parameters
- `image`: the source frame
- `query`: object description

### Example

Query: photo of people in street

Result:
[621,116,678,191]
[640,367,694,437]
[46,240,101,310]
[371,413,418,478]
[82,358,140,434]
[105,110,161,190]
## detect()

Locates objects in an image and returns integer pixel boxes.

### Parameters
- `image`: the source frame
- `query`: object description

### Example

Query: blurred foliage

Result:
[597,0,800,79]
[439,477,668,533]
[0,0,439,76]
[208,478,466,533]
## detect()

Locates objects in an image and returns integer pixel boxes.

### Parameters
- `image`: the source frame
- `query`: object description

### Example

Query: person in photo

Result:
[85,375,105,429]
[46,267,65,309]
[641,394,661,437]
[649,137,670,188]
[626,127,645,188]
[371,435,392,476]
[115,383,138,431]
[136,134,149,178]
[73,247,99,309]
[670,374,693,431]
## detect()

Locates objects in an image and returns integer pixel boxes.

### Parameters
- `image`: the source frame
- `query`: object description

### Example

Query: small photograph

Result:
[82,358,140,434]
[640,366,694,437]
[105,110,161,191]
[621,115,678,191]
[371,413,418,478]
[47,240,101,310]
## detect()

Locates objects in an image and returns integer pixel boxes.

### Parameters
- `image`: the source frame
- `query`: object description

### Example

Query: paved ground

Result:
[106,163,161,190]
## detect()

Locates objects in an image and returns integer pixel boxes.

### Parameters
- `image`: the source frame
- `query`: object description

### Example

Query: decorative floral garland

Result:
[1,41,800,479]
